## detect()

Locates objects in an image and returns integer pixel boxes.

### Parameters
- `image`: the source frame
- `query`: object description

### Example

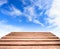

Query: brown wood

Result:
[0,32,60,49]
[2,36,59,39]
[0,46,60,49]
[6,32,56,36]
[0,39,60,42]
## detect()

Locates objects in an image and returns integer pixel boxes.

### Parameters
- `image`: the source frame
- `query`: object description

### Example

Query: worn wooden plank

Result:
[0,32,60,49]
[6,32,56,36]
[2,36,59,39]
[0,41,60,45]
[0,46,60,49]
[0,39,60,42]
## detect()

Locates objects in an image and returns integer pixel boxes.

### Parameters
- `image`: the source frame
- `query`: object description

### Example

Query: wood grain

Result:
[0,32,60,49]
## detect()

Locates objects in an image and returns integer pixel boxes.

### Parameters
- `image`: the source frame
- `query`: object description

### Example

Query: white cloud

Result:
[22,0,53,26]
[0,0,51,26]
[9,5,22,17]
[0,0,7,6]
[0,0,60,38]
[23,4,46,26]
[23,6,45,26]
[1,5,22,17]
[24,6,35,21]
[47,0,60,38]
[33,19,44,26]
[0,20,22,38]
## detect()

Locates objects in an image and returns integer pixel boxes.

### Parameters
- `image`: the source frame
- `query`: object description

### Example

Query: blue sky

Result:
[0,0,60,38]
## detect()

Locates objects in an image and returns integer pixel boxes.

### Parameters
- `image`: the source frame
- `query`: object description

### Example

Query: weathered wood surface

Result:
[0,39,60,42]
[0,32,60,49]
[0,41,60,45]
[2,32,59,39]
[0,46,60,49]
[6,32,56,36]
[2,36,59,39]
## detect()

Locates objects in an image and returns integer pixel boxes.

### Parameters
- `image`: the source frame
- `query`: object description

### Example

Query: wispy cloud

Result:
[22,0,53,27]
[0,0,7,6]
[9,5,22,17]
[0,0,60,38]
[47,0,60,38]
[24,6,35,21]
[0,0,53,26]
[1,5,22,17]
[23,6,44,26]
